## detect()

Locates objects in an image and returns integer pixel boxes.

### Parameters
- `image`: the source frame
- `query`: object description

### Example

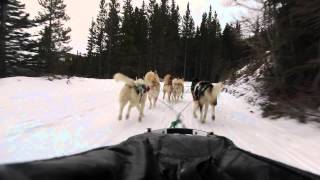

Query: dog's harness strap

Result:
[135,84,149,103]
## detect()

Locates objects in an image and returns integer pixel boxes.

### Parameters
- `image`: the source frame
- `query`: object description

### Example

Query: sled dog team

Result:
[114,71,224,123]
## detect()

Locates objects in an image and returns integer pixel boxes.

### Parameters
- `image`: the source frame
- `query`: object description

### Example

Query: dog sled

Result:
[0,128,319,180]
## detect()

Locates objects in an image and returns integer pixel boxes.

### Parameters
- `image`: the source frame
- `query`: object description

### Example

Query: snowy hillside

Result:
[0,76,320,175]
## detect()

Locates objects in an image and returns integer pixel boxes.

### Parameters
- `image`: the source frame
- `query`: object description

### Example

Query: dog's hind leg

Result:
[136,105,143,122]
[141,100,146,117]
[118,100,128,121]
[148,95,152,109]
[203,103,209,123]
[211,105,216,120]
[193,101,199,118]
[126,103,134,120]
[154,97,158,108]
[199,104,204,123]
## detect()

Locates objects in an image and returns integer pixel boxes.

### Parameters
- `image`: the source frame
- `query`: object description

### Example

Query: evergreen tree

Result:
[36,0,72,72]
[95,0,107,54]
[147,0,160,69]
[221,22,246,72]
[121,0,136,70]
[95,0,108,76]
[105,0,120,75]
[263,0,320,91]
[133,2,149,75]
[135,1,149,54]
[86,19,98,77]
[181,2,194,78]
[167,0,180,73]
[0,0,35,76]
[87,19,96,57]
[120,0,141,76]
[158,0,171,72]
[206,8,222,80]
[199,12,208,79]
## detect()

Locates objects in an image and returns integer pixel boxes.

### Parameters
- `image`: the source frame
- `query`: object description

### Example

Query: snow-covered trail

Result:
[0,77,320,175]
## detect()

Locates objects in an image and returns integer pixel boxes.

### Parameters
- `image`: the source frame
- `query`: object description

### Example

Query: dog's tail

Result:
[113,73,135,86]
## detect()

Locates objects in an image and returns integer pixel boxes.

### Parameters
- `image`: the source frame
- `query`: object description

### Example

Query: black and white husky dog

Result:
[191,79,224,123]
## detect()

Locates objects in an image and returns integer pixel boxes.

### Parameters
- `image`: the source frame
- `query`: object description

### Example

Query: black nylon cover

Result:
[0,132,319,180]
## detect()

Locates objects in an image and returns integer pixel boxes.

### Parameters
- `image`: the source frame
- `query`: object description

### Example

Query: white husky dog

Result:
[191,80,224,123]
[114,73,149,122]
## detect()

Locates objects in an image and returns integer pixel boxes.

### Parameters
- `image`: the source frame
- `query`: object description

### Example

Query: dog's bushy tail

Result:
[113,73,135,86]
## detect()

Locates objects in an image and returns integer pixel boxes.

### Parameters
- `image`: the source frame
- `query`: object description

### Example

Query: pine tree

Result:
[120,0,138,76]
[95,0,107,55]
[181,2,194,78]
[206,7,222,80]
[181,3,194,41]
[87,19,96,57]
[121,0,135,55]
[95,0,108,76]
[135,1,149,53]
[105,0,120,75]
[158,0,171,72]
[133,2,149,74]
[0,0,35,76]
[167,0,180,73]
[36,0,72,72]
[147,0,160,69]
[221,23,245,70]
[199,12,208,78]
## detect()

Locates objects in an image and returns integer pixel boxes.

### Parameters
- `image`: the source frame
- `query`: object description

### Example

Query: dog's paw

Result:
[193,113,198,118]
[125,114,129,120]
[201,120,205,124]
[138,117,142,122]
[118,115,122,121]
[211,115,215,121]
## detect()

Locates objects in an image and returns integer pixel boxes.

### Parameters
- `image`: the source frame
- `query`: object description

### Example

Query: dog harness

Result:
[135,84,150,103]
[192,81,213,101]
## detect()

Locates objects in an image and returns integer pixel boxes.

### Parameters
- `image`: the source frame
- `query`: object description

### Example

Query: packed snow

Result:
[0,76,320,175]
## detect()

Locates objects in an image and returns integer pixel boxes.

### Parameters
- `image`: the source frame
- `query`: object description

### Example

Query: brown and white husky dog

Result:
[163,74,173,101]
[144,71,160,109]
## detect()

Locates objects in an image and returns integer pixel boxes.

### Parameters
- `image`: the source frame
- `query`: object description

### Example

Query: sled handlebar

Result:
[147,128,214,137]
